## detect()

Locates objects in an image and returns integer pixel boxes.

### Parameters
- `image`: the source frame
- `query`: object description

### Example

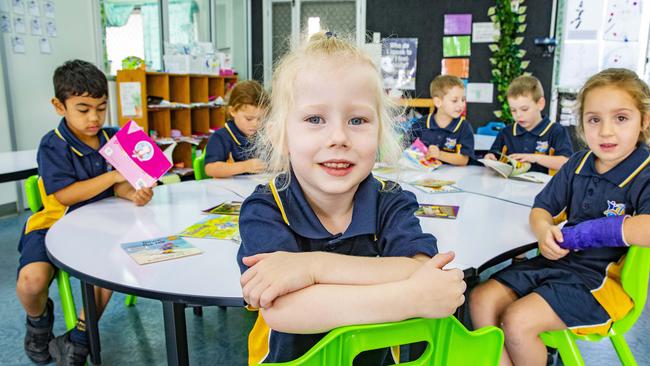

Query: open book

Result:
[478,156,551,184]
[401,138,442,171]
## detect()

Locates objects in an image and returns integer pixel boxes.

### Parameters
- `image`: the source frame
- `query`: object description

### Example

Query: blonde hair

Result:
[576,68,650,145]
[507,75,544,102]
[254,32,404,188]
[429,75,464,99]
[226,80,268,118]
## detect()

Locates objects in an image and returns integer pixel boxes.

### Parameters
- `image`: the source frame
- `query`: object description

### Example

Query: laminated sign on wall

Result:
[381,38,418,91]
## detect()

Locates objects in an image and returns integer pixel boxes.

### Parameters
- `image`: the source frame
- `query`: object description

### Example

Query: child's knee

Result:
[469,281,499,310]
[17,267,52,296]
[501,304,537,339]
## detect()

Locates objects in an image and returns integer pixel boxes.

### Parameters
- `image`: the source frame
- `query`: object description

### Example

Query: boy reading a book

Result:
[407,75,475,166]
[16,60,154,366]
[484,75,573,173]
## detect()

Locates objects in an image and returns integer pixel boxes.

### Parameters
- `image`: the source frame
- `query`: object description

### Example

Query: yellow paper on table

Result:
[180,214,240,242]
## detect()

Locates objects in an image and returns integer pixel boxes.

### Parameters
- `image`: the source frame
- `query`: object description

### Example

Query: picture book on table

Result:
[202,201,242,215]
[478,155,551,184]
[99,120,173,189]
[401,138,443,171]
[180,214,240,242]
[414,204,459,219]
[121,235,202,265]
[409,179,462,194]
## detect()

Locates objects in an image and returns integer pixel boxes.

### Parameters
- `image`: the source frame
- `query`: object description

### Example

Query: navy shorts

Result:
[492,256,610,329]
[17,227,54,276]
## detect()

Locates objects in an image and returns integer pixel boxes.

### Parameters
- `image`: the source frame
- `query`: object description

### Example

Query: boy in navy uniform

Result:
[16,60,154,365]
[407,75,474,166]
[484,75,573,173]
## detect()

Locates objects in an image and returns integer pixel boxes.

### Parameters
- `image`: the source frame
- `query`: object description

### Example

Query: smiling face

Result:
[434,86,466,120]
[582,85,649,171]
[507,94,545,131]
[286,59,379,202]
[52,93,107,141]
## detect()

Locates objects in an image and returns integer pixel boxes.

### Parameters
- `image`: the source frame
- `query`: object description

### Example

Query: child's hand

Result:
[483,153,497,161]
[246,159,265,174]
[509,153,538,164]
[538,225,569,260]
[111,170,126,183]
[241,251,316,309]
[406,251,466,318]
[426,145,441,160]
[132,186,154,206]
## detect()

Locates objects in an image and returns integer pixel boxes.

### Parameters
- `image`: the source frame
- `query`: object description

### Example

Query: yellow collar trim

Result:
[269,177,289,225]
[539,121,554,137]
[575,151,593,174]
[224,124,242,146]
[619,155,650,188]
[54,128,83,157]
[426,114,432,129]
[512,123,518,136]
[453,117,464,133]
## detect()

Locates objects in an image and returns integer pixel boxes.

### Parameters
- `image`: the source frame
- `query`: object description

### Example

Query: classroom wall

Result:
[0,52,17,206]
[0,0,101,206]
[251,0,556,129]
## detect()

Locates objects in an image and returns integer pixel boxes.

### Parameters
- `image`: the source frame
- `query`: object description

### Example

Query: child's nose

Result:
[328,121,350,147]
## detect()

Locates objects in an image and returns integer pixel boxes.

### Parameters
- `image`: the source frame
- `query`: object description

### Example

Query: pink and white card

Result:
[100,120,172,189]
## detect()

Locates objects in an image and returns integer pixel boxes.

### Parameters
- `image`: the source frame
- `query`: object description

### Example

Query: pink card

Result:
[100,120,172,189]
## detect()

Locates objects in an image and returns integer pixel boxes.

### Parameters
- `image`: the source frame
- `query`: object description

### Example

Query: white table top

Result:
[474,134,496,151]
[0,149,37,182]
[46,173,538,304]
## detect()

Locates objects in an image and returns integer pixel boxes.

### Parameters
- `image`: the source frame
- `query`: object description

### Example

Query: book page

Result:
[478,158,513,179]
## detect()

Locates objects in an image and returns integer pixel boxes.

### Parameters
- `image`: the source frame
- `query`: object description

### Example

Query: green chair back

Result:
[267,316,504,366]
[540,246,650,366]
[25,175,43,213]
[193,151,208,180]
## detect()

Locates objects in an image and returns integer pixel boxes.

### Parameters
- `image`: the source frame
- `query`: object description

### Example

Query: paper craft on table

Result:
[99,120,173,189]
[441,58,469,78]
[415,204,459,219]
[603,0,642,42]
[443,36,470,57]
[565,0,603,40]
[472,22,500,43]
[444,14,472,35]
[466,83,494,103]
[121,235,202,265]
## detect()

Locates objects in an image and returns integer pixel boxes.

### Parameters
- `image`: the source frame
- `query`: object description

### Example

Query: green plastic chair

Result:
[24,175,137,331]
[193,151,208,180]
[266,316,504,366]
[540,246,650,366]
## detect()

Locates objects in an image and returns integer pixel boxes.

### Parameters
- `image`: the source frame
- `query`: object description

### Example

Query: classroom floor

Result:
[1,211,649,365]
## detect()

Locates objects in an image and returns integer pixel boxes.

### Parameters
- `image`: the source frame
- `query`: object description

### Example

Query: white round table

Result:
[0,149,37,183]
[46,170,540,365]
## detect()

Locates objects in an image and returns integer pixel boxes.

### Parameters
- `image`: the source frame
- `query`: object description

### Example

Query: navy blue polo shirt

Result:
[204,120,252,164]
[533,145,650,290]
[39,118,116,212]
[489,117,573,173]
[238,172,438,364]
[407,114,475,158]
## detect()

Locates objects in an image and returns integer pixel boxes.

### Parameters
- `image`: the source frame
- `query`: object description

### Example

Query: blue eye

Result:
[349,117,365,126]
[306,116,322,124]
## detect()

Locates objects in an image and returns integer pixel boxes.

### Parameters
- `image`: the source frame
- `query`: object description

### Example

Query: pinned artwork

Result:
[603,0,642,42]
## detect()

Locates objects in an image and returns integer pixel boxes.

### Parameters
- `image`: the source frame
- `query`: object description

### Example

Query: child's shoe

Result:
[24,298,54,364]
[48,330,89,366]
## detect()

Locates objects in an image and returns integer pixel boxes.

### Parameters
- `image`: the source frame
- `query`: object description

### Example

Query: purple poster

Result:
[444,14,472,35]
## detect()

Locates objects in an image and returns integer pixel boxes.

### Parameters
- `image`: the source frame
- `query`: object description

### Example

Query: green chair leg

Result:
[56,270,78,331]
[610,334,637,366]
[124,294,137,307]
[540,331,585,366]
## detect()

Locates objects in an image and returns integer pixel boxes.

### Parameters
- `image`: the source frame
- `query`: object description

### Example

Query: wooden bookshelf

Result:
[116,69,237,169]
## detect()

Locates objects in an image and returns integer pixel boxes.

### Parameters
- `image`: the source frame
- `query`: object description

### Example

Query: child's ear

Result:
[641,112,650,130]
[432,96,443,108]
[51,98,66,116]
[536,96,546,111]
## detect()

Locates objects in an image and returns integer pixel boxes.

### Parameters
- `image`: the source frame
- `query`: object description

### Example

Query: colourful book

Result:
[409,179,461,194]
[180,214,240,242]
[402,138,442,171]
[100,120,173,189]
[415,204,459,219]
[202,201,242,215]
[121,235,202,265]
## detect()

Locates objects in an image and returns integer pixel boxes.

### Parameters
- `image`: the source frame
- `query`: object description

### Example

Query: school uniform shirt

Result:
[494,145,650,336]
[489,117,573,173]
[237,172,438,365]
[204,120,252,164]
[17,118,116,272]
[407,114,475,158]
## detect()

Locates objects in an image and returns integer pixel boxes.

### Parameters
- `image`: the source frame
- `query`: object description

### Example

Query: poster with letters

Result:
[381,38,418,91]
